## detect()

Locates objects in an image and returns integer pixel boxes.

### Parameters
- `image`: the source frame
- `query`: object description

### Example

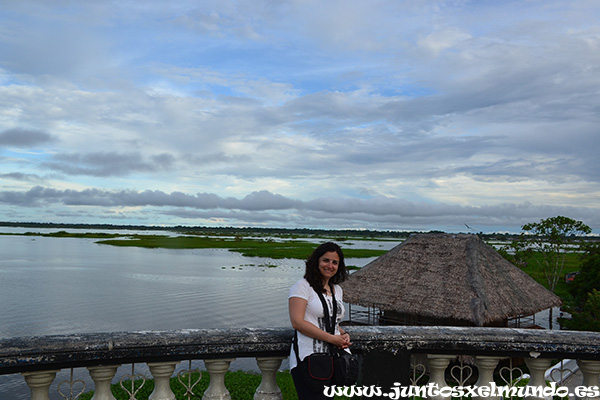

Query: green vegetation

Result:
[499,216,593,329]
[512,251,582,300]
[504,216,592,293]
[495,215,600,332]
[561,289,600,332]
[1,230,389,260]
[95,235,387,259]
[560,244,600,331]
[566,244,600,306]
[79,370,357,400]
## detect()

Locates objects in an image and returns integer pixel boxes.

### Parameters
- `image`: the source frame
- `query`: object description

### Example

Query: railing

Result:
[1,326,600,400]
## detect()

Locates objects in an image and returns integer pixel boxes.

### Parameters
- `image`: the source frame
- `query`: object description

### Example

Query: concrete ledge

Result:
[349,326,600,358]
[2,326,600,375]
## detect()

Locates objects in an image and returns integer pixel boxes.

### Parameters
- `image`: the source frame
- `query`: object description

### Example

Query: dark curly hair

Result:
[304,242,348,294]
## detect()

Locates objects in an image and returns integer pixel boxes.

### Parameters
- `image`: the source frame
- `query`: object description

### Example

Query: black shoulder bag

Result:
[328,288,359,387]
[293,286,358,392]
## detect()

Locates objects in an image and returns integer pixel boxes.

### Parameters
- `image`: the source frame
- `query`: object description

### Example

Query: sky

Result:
[0,0,599,234]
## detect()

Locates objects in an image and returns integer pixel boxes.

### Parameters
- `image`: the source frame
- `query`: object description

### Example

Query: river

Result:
[0,228,394,399]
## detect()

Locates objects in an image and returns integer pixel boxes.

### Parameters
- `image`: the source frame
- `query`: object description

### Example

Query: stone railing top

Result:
[351,325,600,356]
[2,326,600,375]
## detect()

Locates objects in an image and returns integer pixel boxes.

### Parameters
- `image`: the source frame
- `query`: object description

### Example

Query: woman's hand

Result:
[290,297,353,349]
[330,332,352,349]
[341,332,351,348]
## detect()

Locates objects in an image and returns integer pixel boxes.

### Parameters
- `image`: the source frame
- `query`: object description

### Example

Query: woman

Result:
[288,242,352,399]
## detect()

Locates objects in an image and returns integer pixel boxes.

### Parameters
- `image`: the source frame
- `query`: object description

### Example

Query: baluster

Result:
[524,357,552,400]
[254,357,285,400]
[22,370,60,400]
[473,356,502,400]
[148,362,179,400]
[87,365,120,400]
[427,354,454,400]
[203,358,235,400]
[577,360,600,400]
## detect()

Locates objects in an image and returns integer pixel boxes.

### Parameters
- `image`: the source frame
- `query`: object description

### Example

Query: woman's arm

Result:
[289,297,349,348]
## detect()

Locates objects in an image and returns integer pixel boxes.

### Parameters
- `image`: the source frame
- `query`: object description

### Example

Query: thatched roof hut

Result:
[341,233,562,327]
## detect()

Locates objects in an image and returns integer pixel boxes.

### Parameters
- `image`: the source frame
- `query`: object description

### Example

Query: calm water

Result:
[0,229,393,399]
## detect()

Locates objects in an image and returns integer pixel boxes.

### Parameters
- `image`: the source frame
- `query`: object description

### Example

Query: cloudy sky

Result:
[0,0,599,233]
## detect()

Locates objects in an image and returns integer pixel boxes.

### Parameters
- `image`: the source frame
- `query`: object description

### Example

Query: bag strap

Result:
[293,284,339,363]
[316,286,337,335]
[317,286,338,355]
[293,330,301,365]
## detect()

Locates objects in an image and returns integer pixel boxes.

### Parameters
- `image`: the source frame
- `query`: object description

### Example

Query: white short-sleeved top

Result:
[288,278,345,370]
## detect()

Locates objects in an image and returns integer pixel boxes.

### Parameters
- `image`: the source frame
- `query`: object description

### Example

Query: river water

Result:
[0,228,394,399]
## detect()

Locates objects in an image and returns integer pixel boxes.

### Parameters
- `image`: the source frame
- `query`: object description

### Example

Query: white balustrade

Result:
[9,354,600,400]
[254,357,285,400]
[426,354,454,400]
[22,370,60,400]
[203,358,235,400]
[524,357,553,400]
[577,360,600,400]
[473,356,502,400]
[148,361,179,400]
[3,327,600,400]
[87,365,120,400]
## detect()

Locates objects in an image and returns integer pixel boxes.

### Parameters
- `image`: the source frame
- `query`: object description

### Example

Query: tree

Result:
[560,289,600,332]
[559,244,600,331]
[504,216,592,329]
[568,244,600,306]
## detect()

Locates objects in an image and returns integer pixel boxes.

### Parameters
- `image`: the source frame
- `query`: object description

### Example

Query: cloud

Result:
[0,128,55,147]
[183,152,252,165]
[42,152,176,177]
[0,1,599,232]
[0,186,598,231]
[0,172,45,183]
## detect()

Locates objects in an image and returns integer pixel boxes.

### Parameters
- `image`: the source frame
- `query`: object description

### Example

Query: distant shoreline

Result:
[0,221,520,240]
[2,221,598,243]
[0,221,415,237]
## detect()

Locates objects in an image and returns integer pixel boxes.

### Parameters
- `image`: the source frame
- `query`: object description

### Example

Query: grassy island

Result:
[1,230,390,260]
[96,235,388,259]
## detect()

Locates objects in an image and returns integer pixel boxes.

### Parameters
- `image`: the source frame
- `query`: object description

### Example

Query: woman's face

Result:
[318,251,340,282]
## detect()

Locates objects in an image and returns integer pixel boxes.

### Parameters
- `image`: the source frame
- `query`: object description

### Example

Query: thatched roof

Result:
[341,233,562,326]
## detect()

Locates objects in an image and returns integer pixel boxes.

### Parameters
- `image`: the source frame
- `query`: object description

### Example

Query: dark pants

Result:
[291,367,329,400]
